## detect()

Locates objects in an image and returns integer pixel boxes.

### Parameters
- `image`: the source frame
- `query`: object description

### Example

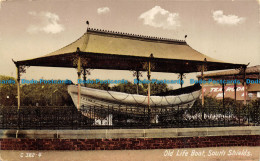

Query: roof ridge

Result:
[87,27,187,44]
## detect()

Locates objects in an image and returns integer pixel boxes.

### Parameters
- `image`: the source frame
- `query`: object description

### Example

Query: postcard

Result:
[0,0,259,160]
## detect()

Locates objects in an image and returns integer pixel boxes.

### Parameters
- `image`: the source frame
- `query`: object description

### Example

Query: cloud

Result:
[27,11,65,34]
[0,0,7,9]
[258,0,260,24]
[139,6,180,30]
[97,7,110,15]
[212,10,245,25]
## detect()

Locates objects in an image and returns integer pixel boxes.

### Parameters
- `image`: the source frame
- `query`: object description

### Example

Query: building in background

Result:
[197,65,260,102]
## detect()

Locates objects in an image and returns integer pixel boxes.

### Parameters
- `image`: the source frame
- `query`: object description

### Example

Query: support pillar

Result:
[77,51,82,110]
[243,67,247,105]
[222,82,225,107]
[16,65,21,110]
[15,64,22,135]
[201,64,205,106]
[133,70,142,94]
[147,58,151,122]
[234,82,237,101]
[83,67,87,87]
[136,70,140,94]
[180,73,183,88]
[201,62,206,120]
[146,54,155,124]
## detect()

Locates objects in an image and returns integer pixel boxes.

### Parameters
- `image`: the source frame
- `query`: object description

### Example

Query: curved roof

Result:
[43,28,221,62]
[15,28,246,73]
[197,65,260,80]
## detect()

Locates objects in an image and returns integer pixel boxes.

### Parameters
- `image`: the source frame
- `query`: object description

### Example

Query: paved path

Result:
[1,146,259,161]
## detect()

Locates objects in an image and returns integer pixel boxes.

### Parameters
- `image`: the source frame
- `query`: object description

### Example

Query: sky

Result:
[0,0,259,87]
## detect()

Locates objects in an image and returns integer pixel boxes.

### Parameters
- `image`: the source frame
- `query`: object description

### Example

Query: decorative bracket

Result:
[81,68,92,76]
[72,56,90,70]
[142,62,155,71]
[237,66,245,75]
[17,65,29,80]
[142,54,156,72]
[177,73,186,79]
[19,65,29,74]
[132,70,143,78]
[197,58,208,73]
[12,59,29,78]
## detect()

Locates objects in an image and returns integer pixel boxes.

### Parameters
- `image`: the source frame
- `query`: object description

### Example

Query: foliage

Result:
[0,75,17,106]
[20,83,73,106]
[84,80,110,90]
[193,96,245,108]
[0,75,170,106]
[111,82,137,94]
[110,82,169,95]
[0,75,73,106]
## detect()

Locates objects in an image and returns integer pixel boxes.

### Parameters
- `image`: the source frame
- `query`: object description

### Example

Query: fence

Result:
[0,103,259,129]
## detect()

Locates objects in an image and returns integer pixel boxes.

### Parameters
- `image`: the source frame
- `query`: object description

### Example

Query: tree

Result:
[85,80,110,90]
[20,82,74,106]
[111,82,169,95]
[0,75,17,106]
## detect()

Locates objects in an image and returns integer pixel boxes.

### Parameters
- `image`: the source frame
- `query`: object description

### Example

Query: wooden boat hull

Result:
[68,85,201,117]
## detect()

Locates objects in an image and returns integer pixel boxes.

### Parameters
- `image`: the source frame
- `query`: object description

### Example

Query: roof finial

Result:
[86,21,89,28]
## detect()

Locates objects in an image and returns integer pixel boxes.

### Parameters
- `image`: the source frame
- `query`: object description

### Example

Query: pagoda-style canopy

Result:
[13,27,248,109]
[14,28,246,73]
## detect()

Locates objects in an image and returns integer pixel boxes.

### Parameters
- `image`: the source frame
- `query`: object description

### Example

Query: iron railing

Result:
[0,103,259,129]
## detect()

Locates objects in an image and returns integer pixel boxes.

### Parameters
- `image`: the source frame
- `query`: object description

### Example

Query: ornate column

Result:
[142,54,154,124]
[201,64,205,106]
[77,56,81,110]
[234,82,237,101]
[243,66,247,105]
[178,73,186,88]
[74,48,89,110]
[83,67,87,87]
[16,65,21,109]
[13,62,28,135]
[82,68,91,87]
[76,48,82,110]
[199,59,207,120]
[147,57,151,115]
[82,64,91,87]
[222,81,226,107]
[13,63,28,110]
[132,70,142,94]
